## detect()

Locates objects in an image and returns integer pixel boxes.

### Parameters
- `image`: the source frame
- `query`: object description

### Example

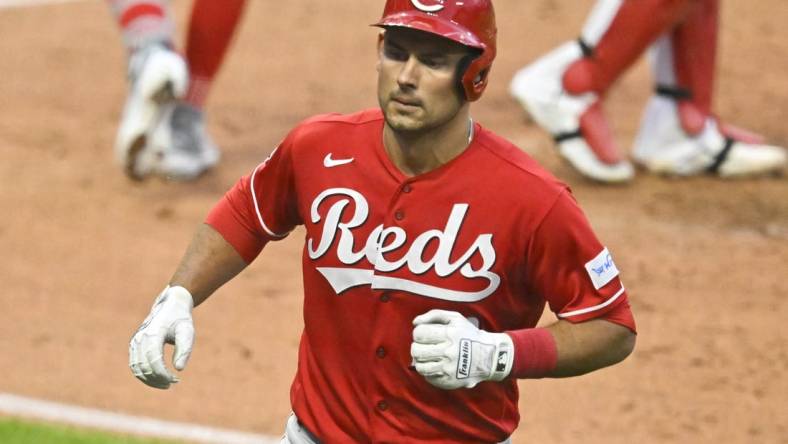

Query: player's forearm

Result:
[545,319,635,378]
[169,223,249,307]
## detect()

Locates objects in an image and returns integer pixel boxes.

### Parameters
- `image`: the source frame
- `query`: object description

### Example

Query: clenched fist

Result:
[411,309,514,390]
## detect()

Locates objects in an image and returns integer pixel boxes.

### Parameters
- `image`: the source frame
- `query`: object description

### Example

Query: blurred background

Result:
[0,0,786,442]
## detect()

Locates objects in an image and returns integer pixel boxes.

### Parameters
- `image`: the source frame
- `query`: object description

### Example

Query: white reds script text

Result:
[307,188,500,302]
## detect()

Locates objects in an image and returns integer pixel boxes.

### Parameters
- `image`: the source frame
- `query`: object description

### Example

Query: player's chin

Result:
[384,107,425,132]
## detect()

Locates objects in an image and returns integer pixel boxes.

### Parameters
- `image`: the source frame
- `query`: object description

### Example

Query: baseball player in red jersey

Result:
[128,1,637,442]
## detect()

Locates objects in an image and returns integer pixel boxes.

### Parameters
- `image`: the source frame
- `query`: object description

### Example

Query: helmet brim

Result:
[373,12,484,50]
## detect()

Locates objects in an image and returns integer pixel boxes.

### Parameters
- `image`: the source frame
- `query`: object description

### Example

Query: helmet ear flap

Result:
[456,50,487,101]
[454,54,477,100]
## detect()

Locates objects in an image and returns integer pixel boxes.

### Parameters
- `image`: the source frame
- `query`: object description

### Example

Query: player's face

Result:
[377,28,472,134]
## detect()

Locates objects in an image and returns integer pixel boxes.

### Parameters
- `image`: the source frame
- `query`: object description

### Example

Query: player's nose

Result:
[396,56,420,89]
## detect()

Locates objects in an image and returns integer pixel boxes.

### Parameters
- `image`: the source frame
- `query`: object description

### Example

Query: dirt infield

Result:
[1,0,786,443]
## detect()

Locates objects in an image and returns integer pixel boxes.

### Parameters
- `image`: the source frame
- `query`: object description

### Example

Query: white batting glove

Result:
[129,285,195,389]
[411,309,514,390]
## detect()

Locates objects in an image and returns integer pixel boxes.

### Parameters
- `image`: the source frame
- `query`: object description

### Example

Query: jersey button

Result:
[402,184,412,193]
[376,347,387,358]
[394,210,404,220]
[377,400,389,411]
[379,293,390,302]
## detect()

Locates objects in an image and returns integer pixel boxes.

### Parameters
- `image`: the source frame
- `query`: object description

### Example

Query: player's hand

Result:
[129,286,195,389]
[411,309,514,390]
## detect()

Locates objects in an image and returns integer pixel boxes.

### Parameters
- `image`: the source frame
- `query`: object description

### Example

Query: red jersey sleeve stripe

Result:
[250,160,291,239]
[557,285,626,319]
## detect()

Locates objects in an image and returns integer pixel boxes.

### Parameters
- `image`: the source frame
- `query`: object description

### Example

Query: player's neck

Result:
[383,109,474,177]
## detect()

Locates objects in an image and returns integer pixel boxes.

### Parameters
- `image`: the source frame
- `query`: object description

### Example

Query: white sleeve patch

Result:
[584,247,619,290]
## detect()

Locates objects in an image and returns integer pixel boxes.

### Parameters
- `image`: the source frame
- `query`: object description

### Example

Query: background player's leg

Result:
[673,0,763,143]
[107,0,174,51]
[107,0,192,180]
[184,0,247,109]
[146,0,248,181]
[656,0,719,136]
[632,1,786,177]
[565,0,697,95]
[510,0,695,183]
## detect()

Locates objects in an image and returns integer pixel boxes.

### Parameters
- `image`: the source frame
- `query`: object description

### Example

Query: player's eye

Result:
[420,56,448,69]
[383,44,408,62]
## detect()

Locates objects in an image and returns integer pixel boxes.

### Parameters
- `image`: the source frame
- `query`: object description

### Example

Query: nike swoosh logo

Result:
[323,153,354,168]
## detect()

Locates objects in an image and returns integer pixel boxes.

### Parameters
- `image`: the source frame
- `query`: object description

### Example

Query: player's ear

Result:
[376,31,385,72]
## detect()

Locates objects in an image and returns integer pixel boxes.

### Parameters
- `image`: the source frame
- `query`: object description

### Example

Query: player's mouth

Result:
[391,95,422,109]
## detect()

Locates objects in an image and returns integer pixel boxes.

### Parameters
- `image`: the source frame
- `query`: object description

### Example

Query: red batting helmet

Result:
[374,0,497,101]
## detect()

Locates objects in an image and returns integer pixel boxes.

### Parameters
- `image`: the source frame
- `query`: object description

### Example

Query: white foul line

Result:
[0,0,91,9]
[0,393,280,444]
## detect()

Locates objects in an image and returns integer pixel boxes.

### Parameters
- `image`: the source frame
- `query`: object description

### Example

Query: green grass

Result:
[0,417,182,444]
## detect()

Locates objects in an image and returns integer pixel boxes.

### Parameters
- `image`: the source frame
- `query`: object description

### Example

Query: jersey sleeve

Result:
[205,133,302,263]
[598,298,636,334]
[525,189,633,329]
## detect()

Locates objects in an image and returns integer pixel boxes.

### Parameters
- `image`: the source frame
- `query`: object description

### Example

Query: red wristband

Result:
[505,328,558,379]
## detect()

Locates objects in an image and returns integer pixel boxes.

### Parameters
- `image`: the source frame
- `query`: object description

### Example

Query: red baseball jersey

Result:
[207,109,635,443]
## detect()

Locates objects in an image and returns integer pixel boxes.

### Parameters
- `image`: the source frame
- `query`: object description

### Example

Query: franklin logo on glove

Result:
[457,339,472,378]
[411,310,514,390]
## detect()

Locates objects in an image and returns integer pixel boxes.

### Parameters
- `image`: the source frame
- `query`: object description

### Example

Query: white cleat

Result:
[556,137,636,183]
[633,96,787,177]
[510,42,634,183]
[143,102,221,181]
[114,44,188,180]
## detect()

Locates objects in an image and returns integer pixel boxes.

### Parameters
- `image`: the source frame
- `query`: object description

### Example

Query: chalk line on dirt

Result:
[0,0,92,10]
[0,393,280,444]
